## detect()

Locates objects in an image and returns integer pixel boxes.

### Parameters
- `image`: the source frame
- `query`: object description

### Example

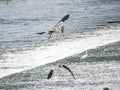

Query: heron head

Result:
[58,64,63,67]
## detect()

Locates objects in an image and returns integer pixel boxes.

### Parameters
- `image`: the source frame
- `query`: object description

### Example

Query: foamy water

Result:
[1,26,120,78]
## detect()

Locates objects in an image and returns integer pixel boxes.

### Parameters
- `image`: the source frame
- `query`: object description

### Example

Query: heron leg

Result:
[48,33,52,39]
[48,30,55,39]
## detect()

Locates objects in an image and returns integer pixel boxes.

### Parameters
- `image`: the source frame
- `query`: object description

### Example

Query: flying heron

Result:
[36,14,70,39]
[47,64,75,79]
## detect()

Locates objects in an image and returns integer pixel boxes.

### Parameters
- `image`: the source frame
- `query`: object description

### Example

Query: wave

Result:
[0,25,120,78]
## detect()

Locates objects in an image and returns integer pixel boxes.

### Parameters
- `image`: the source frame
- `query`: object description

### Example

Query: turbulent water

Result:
[0,0,120,88]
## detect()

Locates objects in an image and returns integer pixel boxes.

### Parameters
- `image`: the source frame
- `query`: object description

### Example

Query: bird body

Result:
[80,51,88,59]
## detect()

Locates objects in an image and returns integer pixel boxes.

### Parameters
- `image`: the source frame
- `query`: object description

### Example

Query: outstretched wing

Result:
[54,14,70,32]
[59,14,70,23]
[47,69,54,79]
[36,32,46,35]
[62,65,75,79]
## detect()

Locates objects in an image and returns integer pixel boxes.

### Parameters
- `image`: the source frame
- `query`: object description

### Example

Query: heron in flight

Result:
[47,64,75,79]
[36,14,70,39]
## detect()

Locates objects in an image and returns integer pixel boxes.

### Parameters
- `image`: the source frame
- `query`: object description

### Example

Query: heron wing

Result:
[59,14,70,22]
[54,14,69,30]
[47,69,54,79]
[36,32,46,35]
[62,65,75,79]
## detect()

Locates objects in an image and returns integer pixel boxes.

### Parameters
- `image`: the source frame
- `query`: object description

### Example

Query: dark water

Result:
[0,0,120,87]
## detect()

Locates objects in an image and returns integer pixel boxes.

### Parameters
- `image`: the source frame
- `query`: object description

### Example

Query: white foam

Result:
[0,26,120,78]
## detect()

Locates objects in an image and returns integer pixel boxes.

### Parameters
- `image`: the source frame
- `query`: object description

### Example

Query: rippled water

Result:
[0,0,120,78]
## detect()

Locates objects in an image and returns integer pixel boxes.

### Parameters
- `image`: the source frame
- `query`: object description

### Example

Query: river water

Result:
[0,0,120,80]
